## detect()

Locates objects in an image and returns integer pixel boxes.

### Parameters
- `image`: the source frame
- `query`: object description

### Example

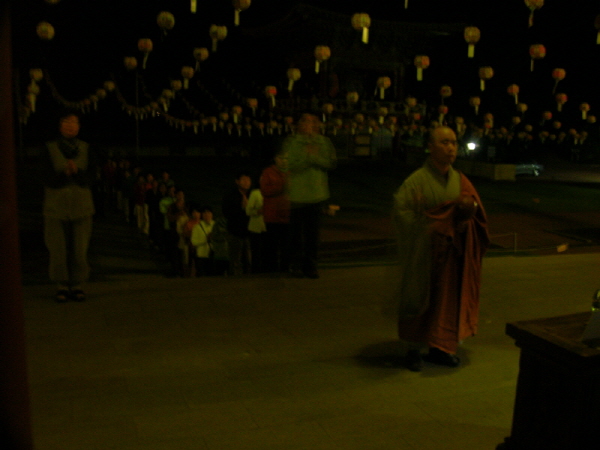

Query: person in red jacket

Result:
[260,151,290,272]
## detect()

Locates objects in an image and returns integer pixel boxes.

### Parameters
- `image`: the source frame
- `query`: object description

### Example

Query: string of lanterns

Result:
[24,1,599,138]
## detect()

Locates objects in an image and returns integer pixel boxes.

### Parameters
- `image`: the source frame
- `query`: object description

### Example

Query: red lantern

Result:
[157,11,175,34]
[351,13,371,44]
[464,27,480,58]
[555,93,568,112]
[542,111,552,121]
[376,77,391,100]
[36,21,55,40]
[233,0,251,26]
[209,25,228,52]
[314,46,331,74]
[265,86,277,107]
[529,44,546,71]
[525,0,544,27]
[469,96,481,115]
[507,84,520,104]
[478,67,494,91]
[414,55,430,81]
[551,68,566,93]
[287,68,301,92]
[579,103,591,120]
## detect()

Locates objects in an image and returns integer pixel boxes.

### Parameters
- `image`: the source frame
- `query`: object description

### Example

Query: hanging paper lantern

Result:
[209,25,228,52]
[483,113,494,131]
[414,55,430,81]
[376,77,391,100]
[469,96,481,115]
[376,107,388,125]
[587,115,597,124]
[346,91,359,105]
[551,68,566,94]
[507,84,520,104]
[595,15,600,44]
[516,103,528,114]
[181,66,195,89]
[137,38,153,69]
[231,105,243,123]
[314,45,331,74]
[265,86,277,108]
[529,44,546,71]
[405,96,417,109]
[233,0,251,26]
[542,111,552,121]
[193,47,209,71]
[170,80,182,91]
[124,56,138,71]
[29,68,43,83]
[287,68,301,92]
[103,80,115,92]
[322,103,334,122]
[157,11,175,34]
[246,98,258,115]
[525,0,544,28]
[555,93,568,112]
[36,21,55,40]
[438,105,448,125]
[440,85,452,104]
[464,27,480,58]
[579,103,591,120]
[27,83,40,112]
[95,88,106,99]
[478,67,494,91]
[351,13,371,44]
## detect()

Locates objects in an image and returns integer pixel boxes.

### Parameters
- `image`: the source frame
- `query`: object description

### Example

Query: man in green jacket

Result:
[283,113,337,278]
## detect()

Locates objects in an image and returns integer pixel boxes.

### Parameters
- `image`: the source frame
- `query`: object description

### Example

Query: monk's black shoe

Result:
[424,347,460,367]
[405,350,424,372]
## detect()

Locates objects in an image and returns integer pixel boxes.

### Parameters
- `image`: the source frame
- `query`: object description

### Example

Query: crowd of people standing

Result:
[94,113,336,280]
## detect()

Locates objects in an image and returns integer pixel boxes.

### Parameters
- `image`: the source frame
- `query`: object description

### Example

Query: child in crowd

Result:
[191,206,216,276]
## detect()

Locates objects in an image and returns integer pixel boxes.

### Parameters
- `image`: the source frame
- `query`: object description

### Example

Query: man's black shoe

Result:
[424,347,460,367]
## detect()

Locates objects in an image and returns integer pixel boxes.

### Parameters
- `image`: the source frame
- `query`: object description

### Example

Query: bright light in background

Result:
[467,142,477,151]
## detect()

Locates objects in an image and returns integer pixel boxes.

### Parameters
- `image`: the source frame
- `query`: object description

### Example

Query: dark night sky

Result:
[9,0,600,132]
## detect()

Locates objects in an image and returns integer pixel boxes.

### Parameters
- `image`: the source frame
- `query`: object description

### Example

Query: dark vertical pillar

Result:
[0,1,35,448]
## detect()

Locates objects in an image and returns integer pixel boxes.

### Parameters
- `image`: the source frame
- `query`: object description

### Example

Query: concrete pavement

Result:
[21,211,600,449]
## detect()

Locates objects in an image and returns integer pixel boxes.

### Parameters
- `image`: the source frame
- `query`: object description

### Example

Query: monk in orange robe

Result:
[393,126,489,371]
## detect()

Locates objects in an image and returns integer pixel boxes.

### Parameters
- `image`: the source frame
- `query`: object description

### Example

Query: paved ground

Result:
[20,199,600,449]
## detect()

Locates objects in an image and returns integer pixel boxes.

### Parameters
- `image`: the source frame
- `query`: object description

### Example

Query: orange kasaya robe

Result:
[393,161,489,354]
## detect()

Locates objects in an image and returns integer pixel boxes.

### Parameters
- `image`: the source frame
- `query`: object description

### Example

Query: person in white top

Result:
[246,188,266,273]
[190,207,216,276]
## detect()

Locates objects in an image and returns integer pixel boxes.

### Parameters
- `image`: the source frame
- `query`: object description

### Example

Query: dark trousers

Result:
[289,203,322,273]
[264,223,290,272]
[44,216,93,287]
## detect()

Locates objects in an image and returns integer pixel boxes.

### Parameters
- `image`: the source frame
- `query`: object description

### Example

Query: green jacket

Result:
[283,133,336,204]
